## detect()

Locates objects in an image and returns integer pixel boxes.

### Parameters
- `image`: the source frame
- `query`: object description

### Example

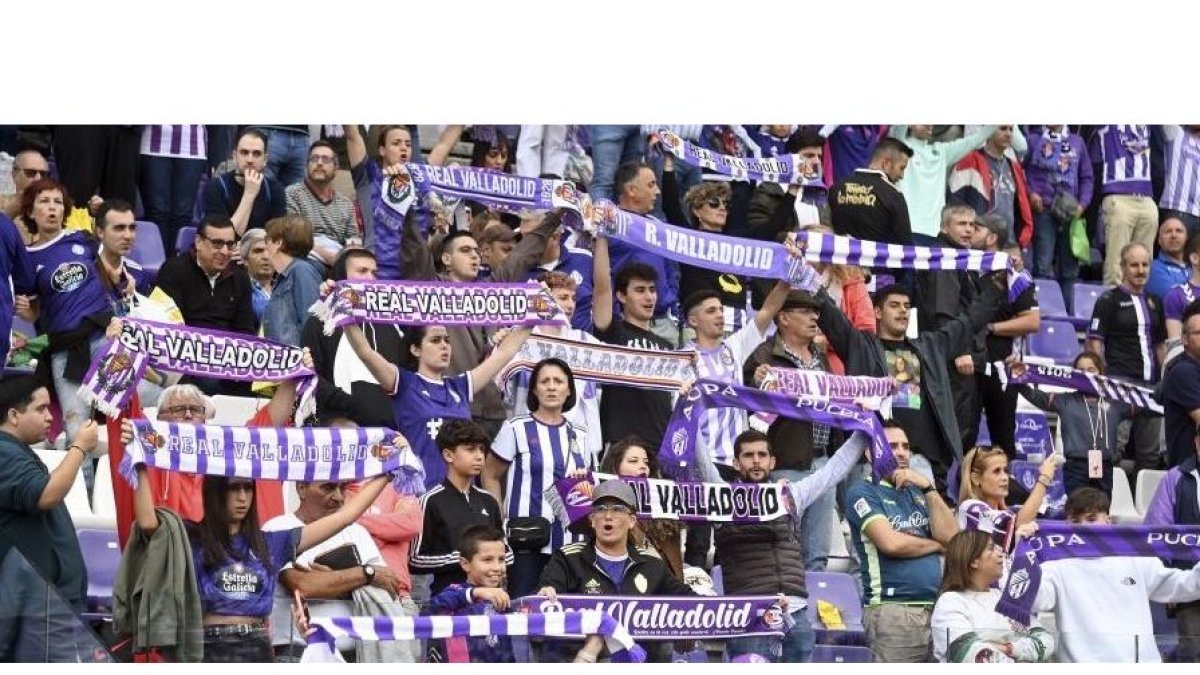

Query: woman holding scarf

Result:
[931,530,1055,662]
[17,178,111,488]
[482,357,589,596]
[129,463,394,662]
[955,445,1061,532]
[341,319,533,490]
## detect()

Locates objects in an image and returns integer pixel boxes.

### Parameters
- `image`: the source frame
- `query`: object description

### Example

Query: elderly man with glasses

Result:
[285,140,358,267]
[2,150,52,219]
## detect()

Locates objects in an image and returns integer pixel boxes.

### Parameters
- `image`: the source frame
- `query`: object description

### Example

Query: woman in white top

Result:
[932,530,1055,663]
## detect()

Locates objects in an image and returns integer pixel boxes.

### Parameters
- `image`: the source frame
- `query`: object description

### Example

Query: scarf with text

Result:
[661,379,894,481]
[1000,361,1163,415]
[310,280,565,336]
[495,333,696,394]
[797,230,1032,303]
[545,472,792,528]
[79,318,315,423]
[517,595,787,641]
[654,128,823,186]
[301,611,644,663]
[119,419,425,495]
[996,522,1200,626]
[761,367,895,411]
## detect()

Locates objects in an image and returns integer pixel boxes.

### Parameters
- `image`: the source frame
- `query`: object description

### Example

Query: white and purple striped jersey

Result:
[140,125,207,160]
[684,320,767,469]
[1088,125,1152,196]
[1160,126,1200,217]
[491,415,588,554]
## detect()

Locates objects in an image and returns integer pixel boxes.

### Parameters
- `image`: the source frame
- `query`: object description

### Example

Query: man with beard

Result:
[285,140,358,266]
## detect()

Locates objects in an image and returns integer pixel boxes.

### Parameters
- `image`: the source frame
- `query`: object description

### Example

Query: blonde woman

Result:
[956,446,1060,532]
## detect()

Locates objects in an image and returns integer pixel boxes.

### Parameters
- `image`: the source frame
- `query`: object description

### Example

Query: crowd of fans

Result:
[3,123,1200,664]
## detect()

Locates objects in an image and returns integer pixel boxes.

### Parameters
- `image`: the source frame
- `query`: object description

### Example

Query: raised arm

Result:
[753,279,791,335]
[298,475,389,554]
[345,124,367,170]
[262,347,313,426]
[33,422,97,510]
[470,326,532,393]
[343,323,400,394]
[1013,455,1060,528]
[425,126,465,167]
[944,125,999,165]
[133,465,161,535]
[591,234,615,333]
[492,210,561,282]
[791,431,867,513]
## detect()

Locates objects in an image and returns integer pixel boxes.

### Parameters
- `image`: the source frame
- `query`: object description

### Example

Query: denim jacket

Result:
[262,257,322,346]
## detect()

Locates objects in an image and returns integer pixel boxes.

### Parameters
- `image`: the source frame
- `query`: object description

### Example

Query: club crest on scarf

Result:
[95,351,138,394]
[385,172,412,203]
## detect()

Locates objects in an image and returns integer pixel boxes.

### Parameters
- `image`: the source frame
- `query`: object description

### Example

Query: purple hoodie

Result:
[1023,129,1094,210]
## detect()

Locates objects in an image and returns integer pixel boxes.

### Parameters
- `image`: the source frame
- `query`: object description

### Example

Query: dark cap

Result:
[781,290,821,312]
[975,213,1008,241]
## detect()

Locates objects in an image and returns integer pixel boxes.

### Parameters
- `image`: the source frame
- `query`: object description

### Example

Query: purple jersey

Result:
[192,526,299,618]
[28,231,110,334]
[1164,282,1200,321]
[389,368,473,489]
[1088,125,1152,196]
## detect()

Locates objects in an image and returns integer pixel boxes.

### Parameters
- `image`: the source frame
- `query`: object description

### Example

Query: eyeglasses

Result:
[161,404,206,417]
[308,155,336,166]
[591,503,633,515]
[705,198,730,209]
[201,235,238,250]
[16,168,50,180]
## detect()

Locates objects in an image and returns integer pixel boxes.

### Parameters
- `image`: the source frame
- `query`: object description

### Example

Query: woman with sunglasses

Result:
[956,445,1060,533]
[18,178,113,479]
[931,530,1055,662]
[130,463,393,662]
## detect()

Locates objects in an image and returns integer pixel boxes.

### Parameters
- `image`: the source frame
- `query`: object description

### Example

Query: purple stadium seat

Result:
[811,645,873,663]
[76,528,121,619]
[1073,283,1108,327]
[1034,278,1080,328]
[130,220,166,282]
[176,225,197,255]
[805,571,866,646]
[1028,319,1081,365]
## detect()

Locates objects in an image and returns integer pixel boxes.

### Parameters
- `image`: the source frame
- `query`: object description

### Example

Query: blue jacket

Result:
[1147,252,1190,301]
[0,214,35,359]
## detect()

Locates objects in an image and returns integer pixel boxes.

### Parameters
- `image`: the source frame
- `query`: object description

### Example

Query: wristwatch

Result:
[362,564,376,582]
[920,485,937,495]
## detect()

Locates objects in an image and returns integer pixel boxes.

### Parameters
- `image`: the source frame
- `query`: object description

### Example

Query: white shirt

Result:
[932,588,1051,662]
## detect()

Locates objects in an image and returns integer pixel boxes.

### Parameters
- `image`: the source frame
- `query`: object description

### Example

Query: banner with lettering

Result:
[303,611,645,663]
[655,128,822,186]
[517,595,788,640]
[118,419,426,495]
[79,318,316,423]
[996,522,1200,626]
[310,280,566,335]
[797,230,1031,303]
[1001,361,1163,415]
[545,472,791,528]
[661,380,895,482]
[495,334,696,394]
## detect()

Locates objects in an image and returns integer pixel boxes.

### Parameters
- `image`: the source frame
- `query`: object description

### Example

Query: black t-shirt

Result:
[596,320,673,452]
[881,339,945,469]
[829,169,912,244]
[1087,287,1167,383]
[203,171,286,232]
[985,281,1038,361]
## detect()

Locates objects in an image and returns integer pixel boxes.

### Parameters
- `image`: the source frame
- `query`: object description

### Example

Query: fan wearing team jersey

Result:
[483,357,589,596]
[17,178,112,466]
[341,319,532,490]
[1086,241,1167,473]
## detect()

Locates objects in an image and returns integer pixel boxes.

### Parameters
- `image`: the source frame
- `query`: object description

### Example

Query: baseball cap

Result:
[591,479,637,509]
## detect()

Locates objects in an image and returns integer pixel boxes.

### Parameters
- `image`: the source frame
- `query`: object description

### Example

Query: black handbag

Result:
[506,516,552,552]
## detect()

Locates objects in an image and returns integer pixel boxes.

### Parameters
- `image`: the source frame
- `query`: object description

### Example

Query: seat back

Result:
[810,645,873,663]
[1110,467,1142,524]
[1035,278,1068,317]
[130,220,167,273]
[76,528,121,614]
[1135,469,1168,516]
[92,457,118,521]
[804,571,864,629]
[1028,319,1081,365]
[175,225,197,255]
[1072,283,1108,324]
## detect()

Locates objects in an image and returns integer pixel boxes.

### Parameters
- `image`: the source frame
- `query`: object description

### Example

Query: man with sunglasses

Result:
[285,140,357,266]
[1,149,51,219]
[155,216,256,394]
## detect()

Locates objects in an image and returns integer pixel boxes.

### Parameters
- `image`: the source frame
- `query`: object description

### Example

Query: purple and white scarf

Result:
[761,367,895,408]
[302,611,644,663]
[310,280,566,336]
[655,128,823,186]
[996,522,1200,626]
[661,379,895,481]
[119,418,426,495]
[797,230,1032,303]
[545,472,791,528]
[401,165,808,284]
[517,594,788,641]
[1001,361,1163,415]
[495,333,696,394]
[79,318,316,423]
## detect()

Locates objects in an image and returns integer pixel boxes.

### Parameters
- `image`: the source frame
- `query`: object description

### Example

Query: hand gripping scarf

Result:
[517,594,789,641]
[999,361,1163,415]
